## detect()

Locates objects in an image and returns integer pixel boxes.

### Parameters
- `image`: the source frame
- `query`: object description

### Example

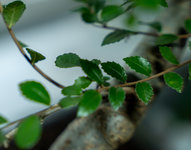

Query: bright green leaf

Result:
[164,72,184,93]
[135,82,154,104]
[101,5,124,22]
[19,81,51,105]
[102,30,131,46]
[59,96,81,108]
[15,116,42,149]
[77,90,102,117]
[62,85,82,96]
[188,64,191,80]
[109,87,126,110]
[159,46,179,64]
[123,56,152,76]
[74,76,92,89]
[101,61,127,83]
[156,34,178,45]
[55,53,81,68]
[3,1,26,28]
[80,59,104,84]
[26,48,46,64]
[0,116,7,125]
[184,19,191,33]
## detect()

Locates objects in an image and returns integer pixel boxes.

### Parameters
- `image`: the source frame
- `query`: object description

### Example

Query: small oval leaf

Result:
[59,96,81,108]
[3,1,26,28]
[77,90,102,117]
[15,116,42,149]
[101,61,127,83]
[55,53,81,68]
[26,48,46,64]
[74,76,92,89]
[135,82,153,104]
[156,34,178,45]
[164,72,184,93]
[109,87,126,110]
[19,81,51,105]
[62,85,82,96]
[101,5,123,22]
[123,56,152,76]
[80,59,104,84]
[159,46,179,64]
[102,30,131,46]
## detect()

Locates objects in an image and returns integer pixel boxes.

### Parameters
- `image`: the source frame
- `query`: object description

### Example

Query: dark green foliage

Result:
[80,59,104,84]
[134,0,168,8]
[159,46,179,64]
[91,59,101,65]
[26,48,46,64]
[15,116,42,149]
[0,116,7,125]
[123,56,152,76]
[164,72,184,93]
[101,5,124,22]
[148,22,162,32]
[78,90,102,117]
[55,53,81,68]
[101,61,127,83]
[3,1,26,28]
[102,30,131,46]
[81,8,97,23]
[156,34,178,45]
[19,81,51,105]
[59,96,81,108]
[135,82,153,104]
[109,87,126,110]
[184,19,191,33]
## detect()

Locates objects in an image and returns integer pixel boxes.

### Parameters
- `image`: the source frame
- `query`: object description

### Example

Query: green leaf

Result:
[91,59,101,65]
[156,34,178,45]
[188,64,191,80]
[26,48,46,64]
[164,72,184,93]
[0,116,7,125]
[184,19,191,33]
[149,22,162,32]
[123,56,152,76]
[102,30,131,46]
[80,59,104,84]
[101,5,124,22]
[81,9,97,23]
[18,40,28,48]
[0,131,5,146]
[19,81,51,105]
[135,0,164,8]
[109,87,126,110]
[3,1,26,28]
[15,116,42,149]
[77,90,102,117]
[135,82,154,104]
[101,61,127,83]
[59,96,81,108]
[74,76,92,89]
[62,85,82,96]
[188,41,191,50]
[159,0,168,7]
[159,46,179,64]
[55,53,81,68]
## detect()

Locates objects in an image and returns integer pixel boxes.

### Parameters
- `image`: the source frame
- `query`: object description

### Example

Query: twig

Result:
[0,5,65,89]
[98,58,191,92]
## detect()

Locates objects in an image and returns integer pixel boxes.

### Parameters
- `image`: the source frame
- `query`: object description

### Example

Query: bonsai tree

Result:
[0,0,191,149]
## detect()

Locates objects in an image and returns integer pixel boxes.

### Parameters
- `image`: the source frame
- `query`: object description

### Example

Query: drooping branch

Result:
[0,3,65,89]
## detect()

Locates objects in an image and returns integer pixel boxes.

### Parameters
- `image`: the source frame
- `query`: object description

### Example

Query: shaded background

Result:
[0,0,191,149]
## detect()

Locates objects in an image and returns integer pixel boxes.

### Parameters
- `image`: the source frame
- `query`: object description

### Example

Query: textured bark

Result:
[50,1,191,149]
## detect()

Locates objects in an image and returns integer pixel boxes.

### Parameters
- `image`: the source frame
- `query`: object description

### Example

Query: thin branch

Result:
[98,58,191,92]
[0,8,65,89]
